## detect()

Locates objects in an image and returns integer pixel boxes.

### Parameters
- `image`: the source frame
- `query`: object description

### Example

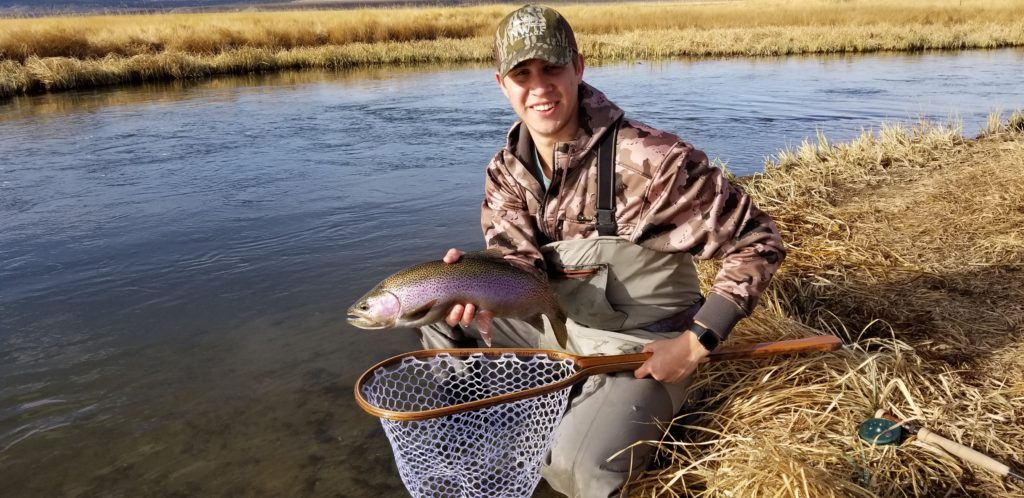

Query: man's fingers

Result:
[460,303,476,327]
[446,304,465,326]
[634,361,651,379]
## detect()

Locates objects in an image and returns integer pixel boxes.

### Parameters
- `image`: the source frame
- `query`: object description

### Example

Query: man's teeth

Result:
[533,103,556,111]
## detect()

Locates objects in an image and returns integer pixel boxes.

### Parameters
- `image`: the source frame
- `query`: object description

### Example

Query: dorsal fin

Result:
[460,248,508,263]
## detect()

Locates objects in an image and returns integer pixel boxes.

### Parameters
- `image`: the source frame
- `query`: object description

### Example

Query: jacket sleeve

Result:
[480,152,547,278]
[632,143,785,340]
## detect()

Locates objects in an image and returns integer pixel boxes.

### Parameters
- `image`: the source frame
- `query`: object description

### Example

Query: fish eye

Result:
[359,303,369,311]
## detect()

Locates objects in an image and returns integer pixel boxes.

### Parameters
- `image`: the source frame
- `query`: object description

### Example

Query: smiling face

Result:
[496,54,585,145]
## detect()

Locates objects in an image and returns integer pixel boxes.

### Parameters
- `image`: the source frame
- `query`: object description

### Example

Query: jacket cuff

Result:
[692,292,746,341]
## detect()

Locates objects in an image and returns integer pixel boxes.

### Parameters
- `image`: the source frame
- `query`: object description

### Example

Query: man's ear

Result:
[574,53,586,83]
[495,72,510,99]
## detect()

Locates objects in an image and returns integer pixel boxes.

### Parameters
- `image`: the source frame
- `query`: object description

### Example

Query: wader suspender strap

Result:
[596,118,621,236]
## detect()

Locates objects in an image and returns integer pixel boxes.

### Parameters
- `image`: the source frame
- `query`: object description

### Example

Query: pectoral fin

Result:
[402,299,439,323]
[477,311,494,347]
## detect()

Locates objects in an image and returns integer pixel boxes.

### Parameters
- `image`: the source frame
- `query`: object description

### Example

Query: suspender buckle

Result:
[596,209,616,236]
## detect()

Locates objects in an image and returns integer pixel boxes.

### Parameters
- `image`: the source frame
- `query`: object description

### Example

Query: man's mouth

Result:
[531,102,558,112]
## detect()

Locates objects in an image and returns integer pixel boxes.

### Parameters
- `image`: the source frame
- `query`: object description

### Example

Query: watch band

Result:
[688,322,721,352]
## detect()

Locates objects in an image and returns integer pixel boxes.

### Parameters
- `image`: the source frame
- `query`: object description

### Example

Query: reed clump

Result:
[2,0,1024,97]
[633,112,1024,496]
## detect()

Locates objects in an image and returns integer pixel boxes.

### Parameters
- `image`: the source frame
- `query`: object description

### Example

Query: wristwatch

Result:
[687,322,721,352]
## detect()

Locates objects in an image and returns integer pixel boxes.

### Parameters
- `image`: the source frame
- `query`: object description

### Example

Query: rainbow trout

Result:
[347,251,568,347]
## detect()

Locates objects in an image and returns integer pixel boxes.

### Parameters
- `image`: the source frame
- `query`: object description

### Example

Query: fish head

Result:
[346,290,401,330]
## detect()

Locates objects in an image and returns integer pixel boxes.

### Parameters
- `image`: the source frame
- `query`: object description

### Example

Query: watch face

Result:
[695,327,719,351]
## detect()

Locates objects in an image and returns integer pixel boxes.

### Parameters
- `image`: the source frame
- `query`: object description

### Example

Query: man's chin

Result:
[523,119,568,140]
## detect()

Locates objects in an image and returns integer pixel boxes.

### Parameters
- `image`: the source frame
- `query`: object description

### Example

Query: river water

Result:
[1,49,1022,497]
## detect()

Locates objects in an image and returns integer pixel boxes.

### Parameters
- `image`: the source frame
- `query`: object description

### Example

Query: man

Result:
[419,4,785,497]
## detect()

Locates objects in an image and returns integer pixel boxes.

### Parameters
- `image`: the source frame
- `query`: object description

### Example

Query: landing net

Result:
[359,352,576,498]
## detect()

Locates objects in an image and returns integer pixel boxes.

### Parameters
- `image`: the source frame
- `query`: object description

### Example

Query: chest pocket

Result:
[546,262,628,331]
[542,237,702,332]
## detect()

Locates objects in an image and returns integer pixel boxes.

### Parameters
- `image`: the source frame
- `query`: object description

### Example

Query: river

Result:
[1,49,1022,497]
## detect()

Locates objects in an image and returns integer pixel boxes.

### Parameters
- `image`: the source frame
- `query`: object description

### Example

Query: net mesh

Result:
[360,352,576,498]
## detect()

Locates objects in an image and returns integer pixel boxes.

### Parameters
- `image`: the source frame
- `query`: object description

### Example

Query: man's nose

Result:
[528,75,554,93]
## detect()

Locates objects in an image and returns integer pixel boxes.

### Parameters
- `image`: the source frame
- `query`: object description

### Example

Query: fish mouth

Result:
[346,312,391,330]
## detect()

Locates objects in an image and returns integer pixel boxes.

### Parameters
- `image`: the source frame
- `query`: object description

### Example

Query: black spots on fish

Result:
[636,223,677,245]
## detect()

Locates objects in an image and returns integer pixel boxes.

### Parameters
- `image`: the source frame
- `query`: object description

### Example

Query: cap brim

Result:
[499,46,574,78]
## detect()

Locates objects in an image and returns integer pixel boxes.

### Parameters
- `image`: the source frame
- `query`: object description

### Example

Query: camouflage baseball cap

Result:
[494,5,578,78]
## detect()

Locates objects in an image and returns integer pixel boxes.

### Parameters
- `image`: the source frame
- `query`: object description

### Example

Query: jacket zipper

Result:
[539,143,570,237]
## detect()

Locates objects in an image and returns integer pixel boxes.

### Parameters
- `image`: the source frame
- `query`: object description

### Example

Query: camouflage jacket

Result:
[481,82,785,337]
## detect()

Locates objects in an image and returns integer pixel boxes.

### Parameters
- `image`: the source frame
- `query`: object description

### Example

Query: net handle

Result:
[355,335,842,422]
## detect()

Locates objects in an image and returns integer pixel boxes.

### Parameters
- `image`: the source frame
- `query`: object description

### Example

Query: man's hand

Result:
[634,330,711,384]
[441,248,496,344]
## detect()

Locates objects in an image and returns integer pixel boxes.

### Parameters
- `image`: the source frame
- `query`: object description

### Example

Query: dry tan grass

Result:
[629,113,1024,496]
[1,0,1023,96]
[751,113,1024,363]
[0,7,501,61]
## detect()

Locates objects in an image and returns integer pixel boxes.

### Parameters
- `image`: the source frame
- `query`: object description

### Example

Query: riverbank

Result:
[2,0,1024,97]
[635,112,1024,497]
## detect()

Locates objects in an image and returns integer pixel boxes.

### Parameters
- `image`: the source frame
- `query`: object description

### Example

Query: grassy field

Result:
[630,112,1024,497]
[1,0,1023,96]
